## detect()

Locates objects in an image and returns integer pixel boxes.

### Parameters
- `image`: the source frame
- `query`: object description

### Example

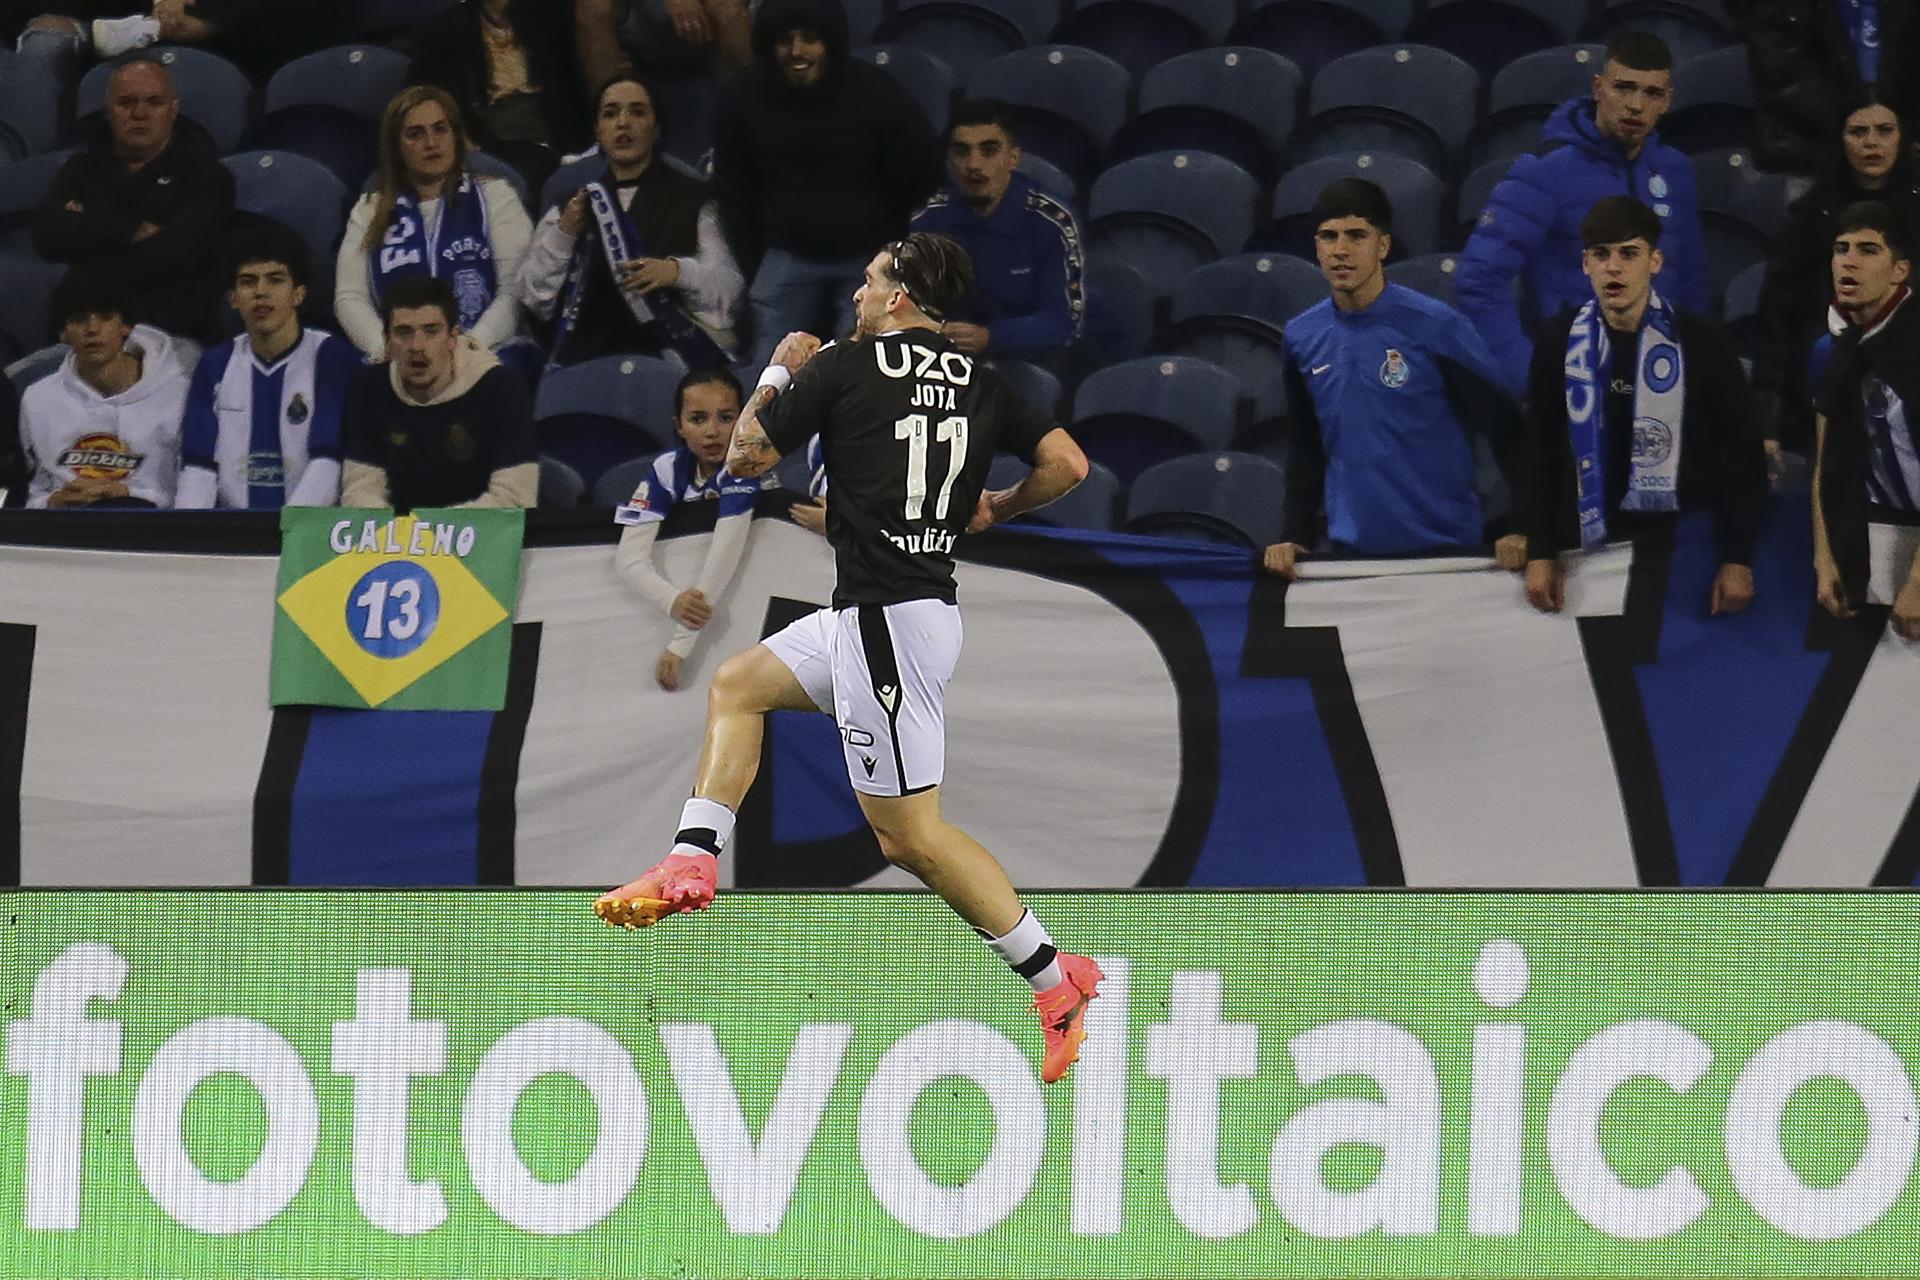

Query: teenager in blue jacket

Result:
[1457,31,1709,397]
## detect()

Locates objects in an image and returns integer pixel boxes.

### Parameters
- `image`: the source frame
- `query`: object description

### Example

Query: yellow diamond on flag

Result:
[276,516,510,707]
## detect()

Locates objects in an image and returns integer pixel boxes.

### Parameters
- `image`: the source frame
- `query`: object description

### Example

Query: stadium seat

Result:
[1016,153,1080,209]
[856,45,957,136]
[986,453,1122,530]
[537,413,672,491]
[1387,253,1466,307]
[467,149,535,214]
[890,0,1053,78]
[1167,253,1323,387]
[540,152,604,215]
[1489,42,1607,117]
[1079,257,1154,362]
[1112,47,1301,185]
[1126,451,1289,548]
[993,359,1065,418]
[772,448,814,496]
[1720,257,1766,354]
[592,454,660,509]
[249,110,376,191]
[265,45,409,121]
[223,151,347,263]
[0,151,76,257]
[652,72,719,176]
[1693,148,1790,240]
[1048,0,1236,76]
[1228,0,1414,78]
[1071,355,1243,483]
[0,254,65,356]
[536,354,683,437]
[1299,45,1478,177]
[1265,152,1445,260]
[1403,0,1575,84]
[0,50,65,156]
[78,47,253,156]
[965,46,1130,188]
[1662,45,1756,155]
[843,0,888,43]
[1088,151,1260,298]
[1457,157,1513,242]
[1247,368,1291,450]
[538,455,588,508]
[1587,0,1734,61]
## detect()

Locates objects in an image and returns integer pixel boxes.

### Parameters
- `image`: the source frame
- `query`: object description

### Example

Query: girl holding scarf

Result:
[335,86,534,366]
[1521,196,1767,615]
[518,75,743,369]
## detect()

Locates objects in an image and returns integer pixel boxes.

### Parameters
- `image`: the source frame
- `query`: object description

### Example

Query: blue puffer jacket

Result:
[1456,97,1709,395]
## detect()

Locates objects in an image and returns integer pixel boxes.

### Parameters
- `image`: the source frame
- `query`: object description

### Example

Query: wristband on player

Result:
[756,366,793,396]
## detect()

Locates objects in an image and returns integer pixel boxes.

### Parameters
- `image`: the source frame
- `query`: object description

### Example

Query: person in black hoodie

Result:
[1522,197,1767,617]
[1753,88,1920,458]
[1813,201,1920,639]
[712,0,942,365]
[30,57,233,343]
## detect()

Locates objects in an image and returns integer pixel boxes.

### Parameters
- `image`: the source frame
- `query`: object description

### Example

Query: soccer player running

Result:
[596,232,1104,1083]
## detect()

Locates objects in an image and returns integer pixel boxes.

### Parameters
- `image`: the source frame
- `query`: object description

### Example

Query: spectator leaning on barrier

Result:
[1812,201,1920,638]
[1262,179,1528,579]
[177,224,363,511]
[339,276,538,512]
[1457,31,1709,398]
[1727,0,1920,175]
[612,367,763,691]
[713,0,942,365]
[909,99,1086,360]
[1754,89,1920,458]
[31,56,235,345]
[519,74,743,368]
[1522,197,1766,616]
[17,269,189,509]
[336,87,534,371]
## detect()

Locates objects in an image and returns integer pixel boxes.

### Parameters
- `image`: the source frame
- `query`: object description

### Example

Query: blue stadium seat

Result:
[1404,0,1575,84]
[1299,45,1479,176]
[1588,0,1733,61]
[1071,355,1243,483]
[1015,152,1080,209]
[223,151,347,262]
[1457,157,1513,241]
[890,0,1052,78]
[0,254,64,356]
[844,0,888,43]
[538,455,588,508]
[1079,257,1154,362]
[1488,42,1606,115]
[467,149,534,214]
[0,50,65,156]
[541,153,604,214]
[1049,0,1236,76]
[1113,48,1301,185]
[1720,257,1766,357]
[993,359,1065,418]
[78,47,253,156]
[249,111,376,191]
[856,45,957,136]
[1387,253,1467,307]
[265,45,409,121]
[1088,151,1260,298]
[537,413,672,491]
[1126,451,1288,548]
[965,47,1130,188]
[1265,152,1445,260]
[1693,148,1790,239]
[772,448,813,495]
[0,151,75,257]
[593,453,661,509]
[1228,0,1415,78]
[536,354,684,437]
[1662,45,1756,155]
[986,452,1122,530]
[1248,368,1291,450]
[1168,253,1323,387]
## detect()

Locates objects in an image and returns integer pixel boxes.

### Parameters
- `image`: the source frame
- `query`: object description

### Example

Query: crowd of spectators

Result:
[3,1,1920,648]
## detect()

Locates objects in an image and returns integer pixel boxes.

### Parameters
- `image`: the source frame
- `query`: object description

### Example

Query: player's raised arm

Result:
[727,330,821,477]
[970,427,1089,532]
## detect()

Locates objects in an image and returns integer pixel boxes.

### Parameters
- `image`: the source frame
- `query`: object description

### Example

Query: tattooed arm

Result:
[726,330,822,478]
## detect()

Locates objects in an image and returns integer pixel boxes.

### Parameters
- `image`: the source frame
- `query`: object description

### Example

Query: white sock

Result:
[983,909,1063,992]
[91,15,160,57]
[671,796,734,861]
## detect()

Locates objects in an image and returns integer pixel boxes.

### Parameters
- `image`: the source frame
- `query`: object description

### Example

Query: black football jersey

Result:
[761,331,1054,607]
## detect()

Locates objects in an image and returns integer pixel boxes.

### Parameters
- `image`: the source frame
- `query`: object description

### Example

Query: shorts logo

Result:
[57,434,143,481]
[860,755,877,778]
[1380,349,1409,388]
[287,393,309,426]
[876,683,899,713]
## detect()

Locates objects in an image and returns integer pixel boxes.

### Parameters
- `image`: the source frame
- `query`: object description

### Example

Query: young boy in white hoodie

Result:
[18,270,190,509]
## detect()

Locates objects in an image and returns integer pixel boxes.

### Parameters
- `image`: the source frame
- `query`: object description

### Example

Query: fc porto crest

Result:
[1380,348,1409,388]
[287,393,309,426]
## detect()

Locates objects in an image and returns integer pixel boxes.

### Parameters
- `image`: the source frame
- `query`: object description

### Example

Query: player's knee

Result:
[708,653,762,712]
[872,826,937,878]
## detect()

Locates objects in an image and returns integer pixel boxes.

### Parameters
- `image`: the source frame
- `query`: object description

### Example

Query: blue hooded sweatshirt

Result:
[1455,96,1709,396]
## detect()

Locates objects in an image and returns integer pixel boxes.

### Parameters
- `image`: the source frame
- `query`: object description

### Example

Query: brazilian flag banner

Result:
[270,507,525,710]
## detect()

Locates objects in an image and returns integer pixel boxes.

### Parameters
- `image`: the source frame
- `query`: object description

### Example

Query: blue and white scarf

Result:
[1564,290,1685,550]
[551,175,724,369]
[372,172,496,331]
